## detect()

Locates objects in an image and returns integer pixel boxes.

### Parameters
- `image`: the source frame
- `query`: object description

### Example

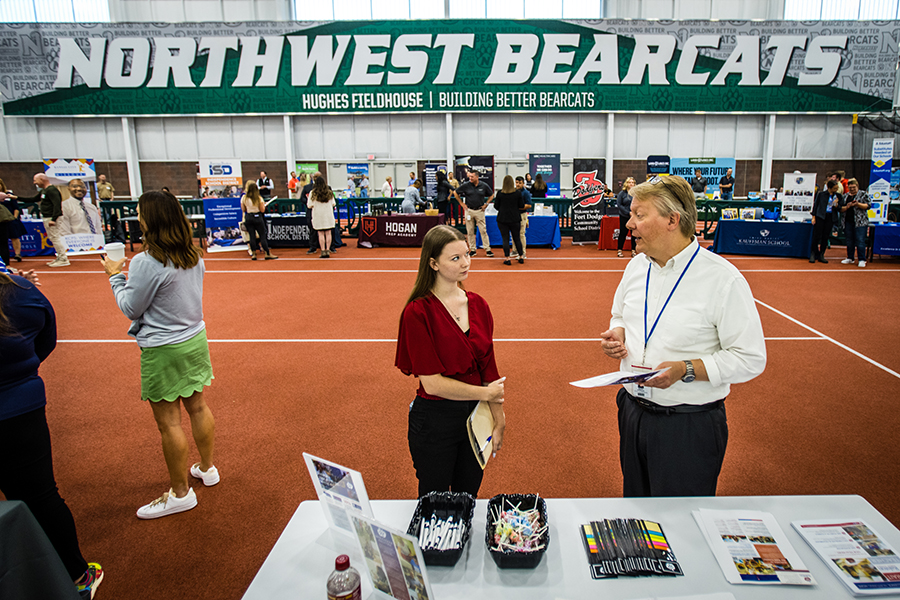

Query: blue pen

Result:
[480,436,492,453]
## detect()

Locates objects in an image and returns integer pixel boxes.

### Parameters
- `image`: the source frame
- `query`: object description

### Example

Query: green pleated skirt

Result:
[140,329,213,402]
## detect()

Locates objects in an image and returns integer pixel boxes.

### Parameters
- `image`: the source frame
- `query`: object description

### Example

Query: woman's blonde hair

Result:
[138,191,202,269]
[405,225,467,306]
[244,180,263,210]
[630,175,697,239]
[501,175,515,194]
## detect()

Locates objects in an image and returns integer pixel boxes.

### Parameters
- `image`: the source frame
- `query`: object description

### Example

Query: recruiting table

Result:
[264,213,312,248]
[712,220,813,258]
[358,214,446,247]
[242,495,899,600]
[872,222,900,257]
[474,214,562,250]
[598,215,633,251]
[11,219,53,257]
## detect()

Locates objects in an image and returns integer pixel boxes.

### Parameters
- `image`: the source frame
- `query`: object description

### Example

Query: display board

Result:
[3,20,896,116]
[455,156,494,189]
[199,159,242,198]
[781,173,817,222]
[647,155,671,175]
[868,139,893,221]
[204,197,248,252]
[571,158,607,244]
[529,154,561,196]
[670,157,735,198]
[43,158,105,255]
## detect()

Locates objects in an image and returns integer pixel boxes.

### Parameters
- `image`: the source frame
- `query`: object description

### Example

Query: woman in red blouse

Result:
[396,225,506,497]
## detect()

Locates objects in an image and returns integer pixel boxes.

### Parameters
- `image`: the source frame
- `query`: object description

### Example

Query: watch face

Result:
[682,374,695,383]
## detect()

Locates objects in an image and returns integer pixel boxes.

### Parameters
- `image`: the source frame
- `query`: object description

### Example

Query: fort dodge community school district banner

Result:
[0,19,897,116]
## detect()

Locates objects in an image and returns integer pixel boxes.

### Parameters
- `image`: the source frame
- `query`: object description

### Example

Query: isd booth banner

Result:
[571,158,607,244]
[204,198,247,252]
[2,20,897,117]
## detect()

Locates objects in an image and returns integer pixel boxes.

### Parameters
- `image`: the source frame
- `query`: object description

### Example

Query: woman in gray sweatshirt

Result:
[101,190,219,519]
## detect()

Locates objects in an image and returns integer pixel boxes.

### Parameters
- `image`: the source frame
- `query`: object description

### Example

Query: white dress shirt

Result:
[381,181,394,197]
[609,239,766,406]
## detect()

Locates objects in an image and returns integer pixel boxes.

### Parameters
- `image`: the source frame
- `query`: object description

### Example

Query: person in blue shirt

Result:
[0,264,104,598]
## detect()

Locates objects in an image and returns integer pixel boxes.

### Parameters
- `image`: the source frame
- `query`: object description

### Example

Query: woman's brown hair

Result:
[500,174,515,194]
[138,191,202,269]
[0,274,24,337]
[312,176,333,203]
[405,225,467,306]
[243,180,264,211]
[0,178,7,193]
[533,174,547,191]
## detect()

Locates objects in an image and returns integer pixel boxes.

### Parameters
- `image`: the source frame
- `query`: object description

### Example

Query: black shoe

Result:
[818,256,828,264]
[485,250,495,258]
[251,256,257,260]
[503,259,511,265]
[469,251,476,257]
[518,257,524,264]
[306,248,317,254]
[14,255,22,262]
[809,255,816,263]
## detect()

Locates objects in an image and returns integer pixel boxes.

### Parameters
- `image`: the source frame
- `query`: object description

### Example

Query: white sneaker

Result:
[841,258,854,264]
[48,258,70,267]
[858,260,866,268]
[136,488,197,519]
[190,463,220,486]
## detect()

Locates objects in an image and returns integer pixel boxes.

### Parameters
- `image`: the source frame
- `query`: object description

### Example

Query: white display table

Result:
[242,495,900,599]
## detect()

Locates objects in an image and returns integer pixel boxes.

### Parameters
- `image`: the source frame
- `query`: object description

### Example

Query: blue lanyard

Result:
[643,245,701,363]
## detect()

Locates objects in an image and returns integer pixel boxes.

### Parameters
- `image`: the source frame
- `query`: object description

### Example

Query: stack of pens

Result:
[418,514,463,552]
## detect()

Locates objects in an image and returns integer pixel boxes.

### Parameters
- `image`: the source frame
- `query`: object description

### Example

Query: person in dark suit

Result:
[809,179,841,263]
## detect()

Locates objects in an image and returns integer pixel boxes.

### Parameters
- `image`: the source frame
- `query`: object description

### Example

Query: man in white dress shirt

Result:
[599,175,766,497]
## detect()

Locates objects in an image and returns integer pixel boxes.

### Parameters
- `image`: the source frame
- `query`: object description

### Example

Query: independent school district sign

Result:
[1,19,898,116]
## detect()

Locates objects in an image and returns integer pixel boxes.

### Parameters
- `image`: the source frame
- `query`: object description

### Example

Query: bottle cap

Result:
[335,554,350,571]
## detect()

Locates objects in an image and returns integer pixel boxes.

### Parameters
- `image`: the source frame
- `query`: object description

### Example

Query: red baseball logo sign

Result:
[361,216,376,237]
[574,170,606,207]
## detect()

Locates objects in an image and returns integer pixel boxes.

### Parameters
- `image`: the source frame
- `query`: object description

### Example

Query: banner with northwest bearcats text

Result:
[1,20,897,116]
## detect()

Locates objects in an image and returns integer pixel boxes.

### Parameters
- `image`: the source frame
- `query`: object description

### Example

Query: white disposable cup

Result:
[105,242,126,262]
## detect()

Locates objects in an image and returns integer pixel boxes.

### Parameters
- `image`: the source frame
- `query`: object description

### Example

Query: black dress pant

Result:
[408,397,483,498]
[244,213,270,254]
[0,407,88,580]
[617,388,728,497]
[306,210,319,250]
[617,215,630,251]
[0,221,9,266]
[811,213,833,259]
[497,220,523,258]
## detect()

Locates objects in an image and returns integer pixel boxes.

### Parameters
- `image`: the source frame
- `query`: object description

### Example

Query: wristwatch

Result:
[681,360,695,383]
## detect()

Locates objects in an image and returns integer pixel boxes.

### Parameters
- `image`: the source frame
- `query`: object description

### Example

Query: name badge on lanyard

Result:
[635,245,701,398]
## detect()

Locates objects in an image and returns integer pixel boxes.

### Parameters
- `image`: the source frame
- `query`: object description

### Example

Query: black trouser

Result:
[497,220,523,258]
[0,221,9,266]
[0,407,88,580]
[811,213,833,259]
[306,211,319,250]
[437,200,451,223]
[617,388,728,497]
[408,397,483,498]
[243,213,270,254]
[617,215,629,251]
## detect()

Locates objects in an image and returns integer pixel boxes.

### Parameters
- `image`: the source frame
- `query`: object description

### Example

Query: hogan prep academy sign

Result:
[0,19,897,116]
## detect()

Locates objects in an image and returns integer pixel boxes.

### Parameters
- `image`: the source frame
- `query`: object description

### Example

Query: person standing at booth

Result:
[839,178,870,268]
[435,171,452,222]
[288,171,300,199]
[616,177,636,258]
[691,169,708,200]
[599,175,766,497]
[240,181,278,261]
[511,176,532,260]
[451,171,494,258]
[97,174,115,202]
[810,179,841,264]
[531,174,548,199]
[17,173,68,267]
[493,175,525,265]
[257,171,273,201]
[308,176,337,258]
[381,176,394,198]
[719,168,734,201]
[395,225,506,497]
[101,190,219,519]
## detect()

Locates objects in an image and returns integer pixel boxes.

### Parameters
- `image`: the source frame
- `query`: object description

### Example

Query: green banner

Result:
[1,19,895,116]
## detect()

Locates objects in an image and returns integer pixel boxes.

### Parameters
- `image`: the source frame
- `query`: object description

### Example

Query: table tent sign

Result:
[44,158,105,256]
[302,453,373,537]
[199,158,242,198]
[781,173,817,222]
[571,158,608,245]
[867,139,893,222]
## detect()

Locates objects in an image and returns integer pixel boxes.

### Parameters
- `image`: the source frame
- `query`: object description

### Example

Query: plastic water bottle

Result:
[326,555,361,600]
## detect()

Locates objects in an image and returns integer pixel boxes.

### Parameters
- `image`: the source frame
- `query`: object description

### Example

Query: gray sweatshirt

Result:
[109,252,205,348]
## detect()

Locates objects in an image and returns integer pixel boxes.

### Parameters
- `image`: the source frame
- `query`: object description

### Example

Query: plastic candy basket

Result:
[406,491,475,566]
[485,494,550,569]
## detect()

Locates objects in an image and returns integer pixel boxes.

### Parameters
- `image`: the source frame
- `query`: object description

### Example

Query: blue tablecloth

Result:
[475,214,561,250]
[9,220,54,257]
[873,223,900,256]
[712,219,813,258]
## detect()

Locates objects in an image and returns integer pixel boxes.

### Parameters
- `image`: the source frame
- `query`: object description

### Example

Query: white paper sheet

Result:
[570,368,669,389]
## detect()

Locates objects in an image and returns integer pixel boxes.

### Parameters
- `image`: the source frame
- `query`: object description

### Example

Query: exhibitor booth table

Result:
[712,220,813,258]
[242,495,900,600]
[12,218,53,257]
[474,214,562,250]
[599,215,632,251]
[358,214,446,247]
[872,222,900,257]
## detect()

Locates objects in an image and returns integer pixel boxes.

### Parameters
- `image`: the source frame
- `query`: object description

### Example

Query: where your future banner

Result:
[2,20,896,116]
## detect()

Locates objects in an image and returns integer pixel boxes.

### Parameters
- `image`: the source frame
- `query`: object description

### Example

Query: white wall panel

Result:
[509,114,546,155]
[451,115,482,156]
[195,117,236,157]
[824,115,853,158]
[72,118,117,160]
[736,115,765,158]
[183,1,223,21]
[667,114,705,156]
[546,114,582,158]
[37,119,77,158]
[636,114,672,158]
[353,115,391,158]
[232,116,268,159]
[703,115,737,158]
[151,0,186,21]
[387,114,423,159]
[322,117,354,158]
[262,116,285,159]
[162,117,199,160]
[294,116,324,159]
[773,115,798,158]
[420,115,446,158]
[614,113,639,158]
[479,114,513,158]
[794,115,830,158]
[575,114,608,158]
[0,117,41,160]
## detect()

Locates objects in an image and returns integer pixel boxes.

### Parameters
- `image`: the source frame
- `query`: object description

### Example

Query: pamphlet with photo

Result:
[302,452,373,535]
[351,513,434,600]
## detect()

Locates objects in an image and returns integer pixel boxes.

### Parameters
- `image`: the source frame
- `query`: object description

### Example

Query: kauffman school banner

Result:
[1,19,897,116]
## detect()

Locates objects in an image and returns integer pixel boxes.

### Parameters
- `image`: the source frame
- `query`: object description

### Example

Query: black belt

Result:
[630,393,723,415]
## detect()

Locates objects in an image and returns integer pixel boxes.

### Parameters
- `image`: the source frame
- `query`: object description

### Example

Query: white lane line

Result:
[34,268,900,274]
[755,299,900,380]
[59,336,824,343]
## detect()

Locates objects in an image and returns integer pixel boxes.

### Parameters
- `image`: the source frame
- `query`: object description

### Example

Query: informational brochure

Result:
[793,519,900,596]
[302,453,373,535]
[570,368,669,389]
[350,513,434,600]
[693,509,816,586]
